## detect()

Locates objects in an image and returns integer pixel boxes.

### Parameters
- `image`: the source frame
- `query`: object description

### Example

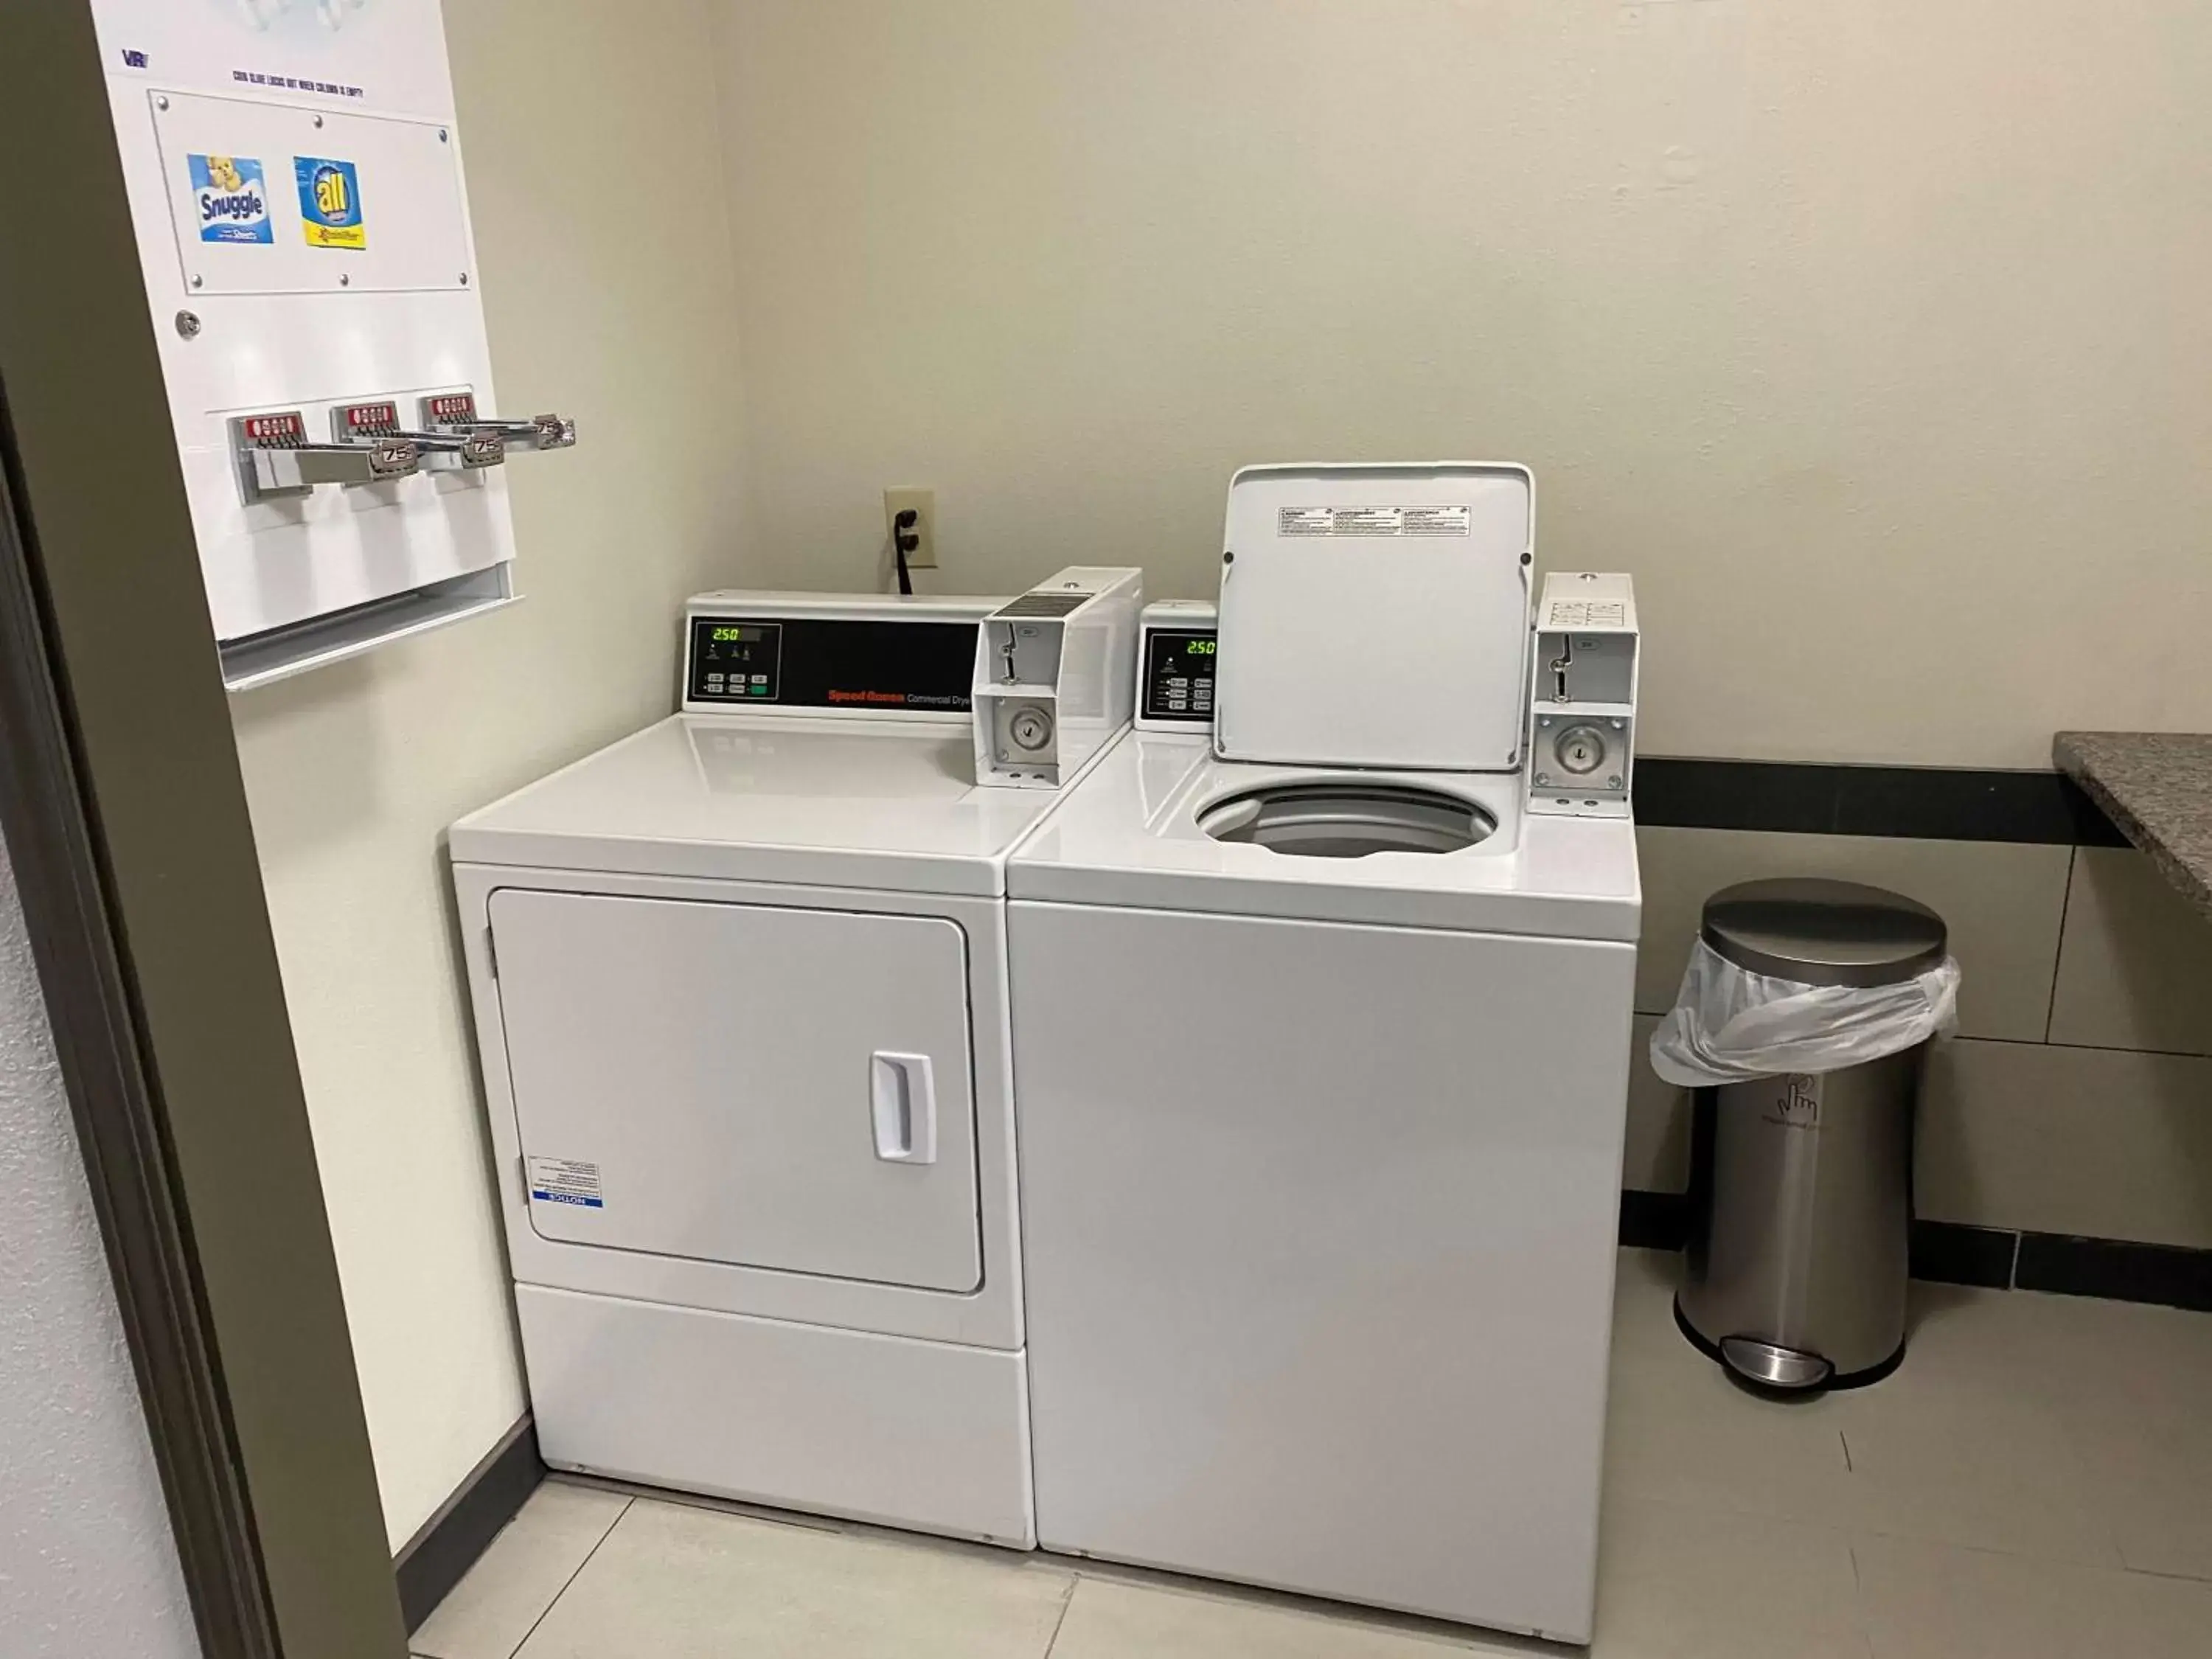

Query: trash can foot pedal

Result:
[1717,1335,1833,1391]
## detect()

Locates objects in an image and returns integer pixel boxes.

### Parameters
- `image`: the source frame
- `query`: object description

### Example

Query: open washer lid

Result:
[1214,462,1534,771]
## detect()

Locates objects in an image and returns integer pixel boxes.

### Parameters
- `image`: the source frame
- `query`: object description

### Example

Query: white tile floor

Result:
[412,1251,2212,1658]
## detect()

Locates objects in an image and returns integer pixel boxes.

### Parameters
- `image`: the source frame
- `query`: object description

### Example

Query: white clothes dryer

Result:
[1006,465,1641,1642]
[451,582,1133,1548]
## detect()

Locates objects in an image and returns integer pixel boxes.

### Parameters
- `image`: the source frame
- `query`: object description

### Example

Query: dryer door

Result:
[490,888,981,1293]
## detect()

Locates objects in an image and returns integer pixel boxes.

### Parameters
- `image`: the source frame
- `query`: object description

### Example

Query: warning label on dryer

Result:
[1277,505,1472,537]
[528,1158,604,1208]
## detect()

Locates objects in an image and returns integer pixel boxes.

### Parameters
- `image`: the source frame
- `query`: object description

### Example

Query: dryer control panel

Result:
[686,621,786,703]
[681,593,1002,715]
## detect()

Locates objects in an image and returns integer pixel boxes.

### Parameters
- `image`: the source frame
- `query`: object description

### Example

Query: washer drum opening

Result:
[1197,783,1496,859]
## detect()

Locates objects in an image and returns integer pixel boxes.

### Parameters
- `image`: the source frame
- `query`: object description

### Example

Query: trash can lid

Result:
[1700,877,1947,987]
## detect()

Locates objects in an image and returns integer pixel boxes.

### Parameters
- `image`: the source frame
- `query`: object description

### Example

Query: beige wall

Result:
[712,0,2212,768]
[230,0,746,1545]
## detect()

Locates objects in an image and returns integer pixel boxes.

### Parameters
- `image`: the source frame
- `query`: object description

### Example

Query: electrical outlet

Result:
[884,487,936,570]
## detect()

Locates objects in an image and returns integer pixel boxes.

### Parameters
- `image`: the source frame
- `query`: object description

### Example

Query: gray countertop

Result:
[2053,731,2212,921]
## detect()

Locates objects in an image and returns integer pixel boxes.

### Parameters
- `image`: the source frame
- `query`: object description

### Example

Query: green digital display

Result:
[690,618,784,701]
[1144,627,1217,723]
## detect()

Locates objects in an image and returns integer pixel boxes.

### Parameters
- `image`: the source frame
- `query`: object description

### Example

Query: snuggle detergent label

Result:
[295,156,366,249]
[188,154,272,244]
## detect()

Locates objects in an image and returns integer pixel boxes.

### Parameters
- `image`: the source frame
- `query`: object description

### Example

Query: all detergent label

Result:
[187,154,272,244]
[294,156,366,249]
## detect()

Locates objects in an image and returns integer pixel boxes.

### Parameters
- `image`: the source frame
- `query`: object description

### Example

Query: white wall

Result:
[0,830,202,1659]
[712,0,2212,768]
[229,0,748,1545]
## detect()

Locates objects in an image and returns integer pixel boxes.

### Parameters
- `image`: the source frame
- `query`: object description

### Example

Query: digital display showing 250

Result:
[689,619,783,700]
[1143,628,1217,723]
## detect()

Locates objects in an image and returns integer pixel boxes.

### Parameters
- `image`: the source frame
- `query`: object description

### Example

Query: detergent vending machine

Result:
[86,0,576,689]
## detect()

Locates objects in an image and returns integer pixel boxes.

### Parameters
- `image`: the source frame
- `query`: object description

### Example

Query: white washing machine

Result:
[1006,465,1641,1643]
[450,577,1135,1548]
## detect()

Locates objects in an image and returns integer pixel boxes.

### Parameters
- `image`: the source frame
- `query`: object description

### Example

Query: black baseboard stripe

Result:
[393,1413,543,1632]
[1618,1189,1691,1252]
[1635,759,2127,846]
[1621,1192,2212,1312]
[2015,1232,2212,1313]
[1908,1219,2018,1290]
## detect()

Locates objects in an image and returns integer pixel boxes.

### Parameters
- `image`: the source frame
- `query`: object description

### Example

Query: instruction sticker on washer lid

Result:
[527,1158,604,1209]
[1277,505,1472,537]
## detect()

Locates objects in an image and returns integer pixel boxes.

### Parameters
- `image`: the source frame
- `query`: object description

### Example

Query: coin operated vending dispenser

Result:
[89,0,577,689]
[1526,572,1640,818]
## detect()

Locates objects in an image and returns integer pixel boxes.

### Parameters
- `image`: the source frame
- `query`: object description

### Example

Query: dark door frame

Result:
[0,396,284,1659]
[0,7,407,1657]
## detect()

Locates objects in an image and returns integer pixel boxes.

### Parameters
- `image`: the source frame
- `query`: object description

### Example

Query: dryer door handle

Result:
[869,1052,937,1165]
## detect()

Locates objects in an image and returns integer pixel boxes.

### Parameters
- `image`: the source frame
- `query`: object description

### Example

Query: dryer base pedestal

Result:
[516,1284,1035,1547]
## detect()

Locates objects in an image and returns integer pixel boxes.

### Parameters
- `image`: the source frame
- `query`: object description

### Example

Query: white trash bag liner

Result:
[1649,939,1961,1089]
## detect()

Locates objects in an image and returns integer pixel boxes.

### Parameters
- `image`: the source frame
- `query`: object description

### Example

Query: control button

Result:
[1167,698,1189,712]
[751,674,768,684]
[749,684,769,695]
[706,675,726,689]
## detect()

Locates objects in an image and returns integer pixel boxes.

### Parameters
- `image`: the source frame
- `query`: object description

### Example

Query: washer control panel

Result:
[1144,630,1218,724]
[1137,599,1220,731]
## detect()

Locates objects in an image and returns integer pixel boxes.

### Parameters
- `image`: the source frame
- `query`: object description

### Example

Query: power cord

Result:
[893,509,920,595]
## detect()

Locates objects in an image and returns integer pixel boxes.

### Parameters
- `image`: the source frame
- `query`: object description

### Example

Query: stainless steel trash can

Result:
[1674,878,1947,1391]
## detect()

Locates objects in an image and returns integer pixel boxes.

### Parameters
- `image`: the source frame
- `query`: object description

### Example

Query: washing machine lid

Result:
[1214,462,1534,772]
[450,714,1067,897]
